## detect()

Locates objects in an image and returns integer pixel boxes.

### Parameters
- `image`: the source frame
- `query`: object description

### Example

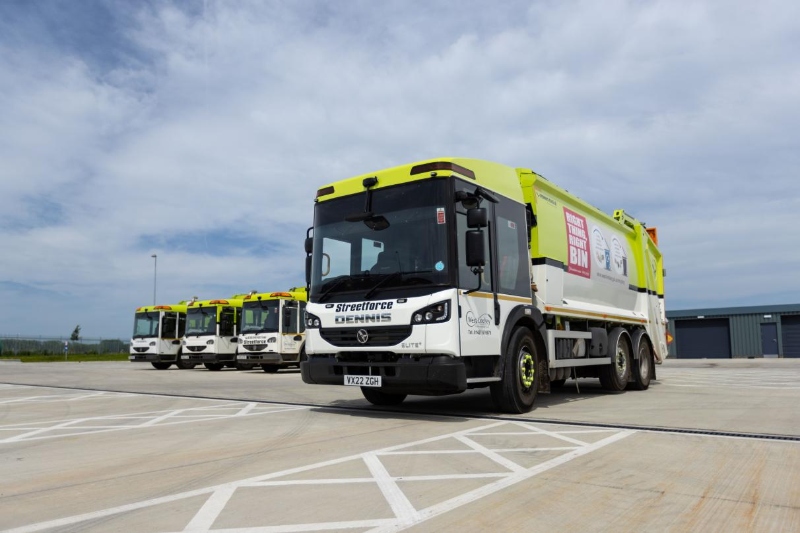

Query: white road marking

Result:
[0,401,308,444]
[363,453,420,524]
[2,420,634,533]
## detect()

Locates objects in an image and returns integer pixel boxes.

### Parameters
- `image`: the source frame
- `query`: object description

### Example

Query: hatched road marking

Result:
[2,420,634,533]
[0,402,306,444]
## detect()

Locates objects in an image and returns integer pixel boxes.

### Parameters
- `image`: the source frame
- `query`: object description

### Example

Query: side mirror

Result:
[466,230,485,267]
[467,207,487,228]
[304,237,313,254]
[305,256,312,286]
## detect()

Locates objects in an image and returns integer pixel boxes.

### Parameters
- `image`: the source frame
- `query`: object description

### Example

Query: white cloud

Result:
[0,0,799,338]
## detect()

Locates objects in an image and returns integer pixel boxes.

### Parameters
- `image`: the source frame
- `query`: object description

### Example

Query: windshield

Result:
[132,312,159,338]
[241,300,280,334]
[185,307,217,336]
[310,178,452,302]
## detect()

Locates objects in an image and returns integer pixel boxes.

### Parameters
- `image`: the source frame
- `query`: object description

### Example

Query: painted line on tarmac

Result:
[2,420,634,533]
[0,402,308,444]
[2,382,799,443]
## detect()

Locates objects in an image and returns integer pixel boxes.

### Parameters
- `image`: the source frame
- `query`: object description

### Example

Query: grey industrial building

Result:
[666,304,800,359]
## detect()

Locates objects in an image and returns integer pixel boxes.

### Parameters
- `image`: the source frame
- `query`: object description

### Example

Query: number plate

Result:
[344,375,382,387]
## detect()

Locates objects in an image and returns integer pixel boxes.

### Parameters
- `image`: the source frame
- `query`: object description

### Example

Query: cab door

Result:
[280,301,304,358]
[454,183,502,356]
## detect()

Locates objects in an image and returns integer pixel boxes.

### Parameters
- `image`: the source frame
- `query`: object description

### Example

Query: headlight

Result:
[305,312,321,328]
[267,337,277,343]
[149,341,156,347]
[206,339,215,345]
[412,301,451,325]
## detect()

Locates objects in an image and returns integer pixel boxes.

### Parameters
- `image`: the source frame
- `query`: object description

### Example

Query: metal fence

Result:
[0,335,129,356]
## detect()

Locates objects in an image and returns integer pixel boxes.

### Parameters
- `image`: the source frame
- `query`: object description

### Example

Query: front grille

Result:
[320,326,412,347]
[185,345,205,353]
[133,347,149,353]
[244,344,267,351]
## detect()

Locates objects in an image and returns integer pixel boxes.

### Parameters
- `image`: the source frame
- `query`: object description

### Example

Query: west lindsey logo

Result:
[465,311,492,328]
[357,329,369,344]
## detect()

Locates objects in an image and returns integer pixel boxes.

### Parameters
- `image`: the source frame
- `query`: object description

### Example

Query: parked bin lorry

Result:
[301,158,667,413]
[130,303,196,370]
[181,295,250,371]
[236,288,308,373]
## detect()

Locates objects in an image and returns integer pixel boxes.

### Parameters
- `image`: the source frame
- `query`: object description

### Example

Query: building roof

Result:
[667,303,800,319]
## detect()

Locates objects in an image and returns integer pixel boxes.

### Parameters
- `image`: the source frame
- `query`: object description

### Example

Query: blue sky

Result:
[1,0,799,340]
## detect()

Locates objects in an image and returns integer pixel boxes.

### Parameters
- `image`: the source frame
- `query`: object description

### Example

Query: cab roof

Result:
[314,157,524,204]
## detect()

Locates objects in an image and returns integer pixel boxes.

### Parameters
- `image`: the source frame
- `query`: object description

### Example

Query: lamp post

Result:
[151,254,157,305]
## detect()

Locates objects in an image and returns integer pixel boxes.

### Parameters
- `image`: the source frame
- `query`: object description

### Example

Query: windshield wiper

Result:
[318,275,352,303]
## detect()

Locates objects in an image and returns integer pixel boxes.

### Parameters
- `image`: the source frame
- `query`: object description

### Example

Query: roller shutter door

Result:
[674,318,731,359]
[782,315,800,358]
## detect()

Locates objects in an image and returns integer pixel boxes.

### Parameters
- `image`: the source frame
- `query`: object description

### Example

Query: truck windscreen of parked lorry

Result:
[310,179,450,302]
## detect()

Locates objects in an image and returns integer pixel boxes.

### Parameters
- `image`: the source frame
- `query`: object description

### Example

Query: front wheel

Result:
[204,363,224,371]
[361,387,407,406]
[490,327,540,413]
[175,358,196,370]
[151,362,172,370]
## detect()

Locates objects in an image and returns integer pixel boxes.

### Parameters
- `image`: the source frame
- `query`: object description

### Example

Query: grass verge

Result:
[0,354,129,362]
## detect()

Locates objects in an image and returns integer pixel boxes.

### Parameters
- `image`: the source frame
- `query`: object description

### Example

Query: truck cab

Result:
[181,296,246,371]
[236,288,308,372]
[129,304,194,370]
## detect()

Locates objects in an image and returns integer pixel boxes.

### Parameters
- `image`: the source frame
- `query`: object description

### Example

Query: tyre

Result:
[361,387,407,406]
[151,362,172,370]
[296,347,307,367]
[599,328,631,392]
[490,327,540,413]
[175,358,196,370]
[204,363,224,371]
[261,364,280,373]
[629,332,653,390]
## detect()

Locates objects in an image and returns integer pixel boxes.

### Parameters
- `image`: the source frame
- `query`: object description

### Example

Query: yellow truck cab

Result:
[129,303,195,370]
[301,158,667,413]
[181,295,248,371]
[236,288,308,372]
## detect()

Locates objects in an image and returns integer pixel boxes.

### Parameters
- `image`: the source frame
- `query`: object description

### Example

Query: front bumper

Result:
[129,354,178,363]
[300,355,467,395]
[182,353,236,364]
[237,353,284,365]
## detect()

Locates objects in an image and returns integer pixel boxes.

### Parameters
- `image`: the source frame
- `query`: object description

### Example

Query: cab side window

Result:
[283,303,299,334]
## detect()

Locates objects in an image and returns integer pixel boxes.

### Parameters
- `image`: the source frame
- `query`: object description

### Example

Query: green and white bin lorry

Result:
[301,158,667,413]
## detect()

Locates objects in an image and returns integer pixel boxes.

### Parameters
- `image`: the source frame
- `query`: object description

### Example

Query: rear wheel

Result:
[204,363,224,371]
[629,334,653,390]
[361,388,407,406]
[491,327,540,413]
[600,328,631,392]
[151,362,171,370]
[261,364,280,373]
